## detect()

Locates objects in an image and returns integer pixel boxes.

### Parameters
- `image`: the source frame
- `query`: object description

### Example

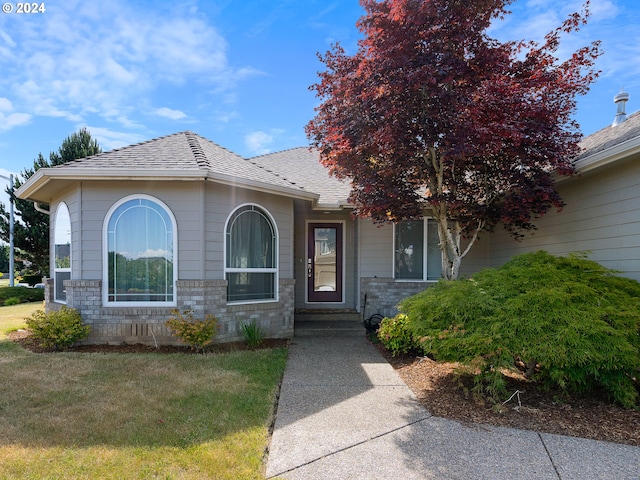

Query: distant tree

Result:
[306,0,602,279]
[0,244,8,273]
[0,128,102,275]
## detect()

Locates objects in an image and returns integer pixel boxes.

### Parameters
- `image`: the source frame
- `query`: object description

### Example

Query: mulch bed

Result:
[374,343,640,447]
[7,329,289,354]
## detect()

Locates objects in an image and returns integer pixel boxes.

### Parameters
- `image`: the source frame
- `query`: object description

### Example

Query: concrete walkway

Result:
[266,334,640,480]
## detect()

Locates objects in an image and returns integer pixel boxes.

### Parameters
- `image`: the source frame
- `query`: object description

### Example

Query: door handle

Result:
[307,258,312,278]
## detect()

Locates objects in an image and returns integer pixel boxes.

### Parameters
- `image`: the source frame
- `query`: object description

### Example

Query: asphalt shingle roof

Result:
[248,147,352,207]
[577,110,640,160]
[57,131,311,196]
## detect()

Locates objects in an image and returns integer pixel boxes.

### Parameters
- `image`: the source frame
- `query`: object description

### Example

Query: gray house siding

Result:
[47,179,296,345]
[487,156,640,281]
[205,183,295,280]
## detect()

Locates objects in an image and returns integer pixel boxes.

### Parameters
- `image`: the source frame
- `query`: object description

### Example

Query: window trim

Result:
[102,194,178,307]
[393,218,440,282]
[224,203,279,304]
[53,202,71,304]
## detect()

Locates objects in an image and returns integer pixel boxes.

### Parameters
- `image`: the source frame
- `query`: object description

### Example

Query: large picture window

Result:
[104,196,176,305]
[53,203,71,303]
[394,219,441,281]
[225,204,278,303]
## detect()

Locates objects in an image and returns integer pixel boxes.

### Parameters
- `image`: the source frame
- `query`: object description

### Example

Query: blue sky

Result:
[0,0,639,194]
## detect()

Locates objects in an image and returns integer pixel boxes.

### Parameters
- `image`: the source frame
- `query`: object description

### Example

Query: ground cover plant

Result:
[380,251,640,408]
[0,304,288,479]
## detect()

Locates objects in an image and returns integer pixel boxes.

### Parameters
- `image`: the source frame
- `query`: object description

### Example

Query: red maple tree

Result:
[306,0,602,279]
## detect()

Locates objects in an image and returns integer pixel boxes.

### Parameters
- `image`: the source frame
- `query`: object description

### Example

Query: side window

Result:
[104,195,176,305]
[394,219,441,281]
[53,203,71,303]
[225,204,278,302]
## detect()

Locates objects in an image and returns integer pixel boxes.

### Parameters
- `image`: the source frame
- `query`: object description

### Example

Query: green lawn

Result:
[0,301,40,338]
[0,303,288,479]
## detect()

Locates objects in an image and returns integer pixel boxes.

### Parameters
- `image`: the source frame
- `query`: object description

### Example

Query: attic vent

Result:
[185,132,210,169]
[612,90,629,126]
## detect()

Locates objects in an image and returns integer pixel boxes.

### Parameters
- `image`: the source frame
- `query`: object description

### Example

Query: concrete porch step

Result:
[294,310,365,337]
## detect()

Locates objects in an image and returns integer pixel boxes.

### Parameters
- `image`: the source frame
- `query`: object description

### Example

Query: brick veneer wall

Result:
[55,278,295,345]
[360,277,434,318]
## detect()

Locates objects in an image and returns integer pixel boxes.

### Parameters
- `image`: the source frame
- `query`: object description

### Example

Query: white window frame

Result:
[393,218,440,282]
[224,203,279,304]
[102,194,178,307]
[53,202,71,304]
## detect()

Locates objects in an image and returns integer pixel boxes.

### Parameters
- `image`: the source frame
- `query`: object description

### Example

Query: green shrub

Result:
[0,286,44,304]
[398,251,640,408]
[165,309,218,353]
[25,307,91,350]
[241,320,264,349]
[377,313,421,356]
[4,297,22,306]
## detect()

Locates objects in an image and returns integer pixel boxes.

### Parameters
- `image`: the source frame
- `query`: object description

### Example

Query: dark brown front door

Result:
[307,223,343,302]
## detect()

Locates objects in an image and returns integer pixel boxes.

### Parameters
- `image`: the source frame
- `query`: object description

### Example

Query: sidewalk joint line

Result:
[267,415,432,478]
[538,433,562,480]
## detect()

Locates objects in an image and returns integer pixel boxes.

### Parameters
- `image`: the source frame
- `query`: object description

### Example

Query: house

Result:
[15,96,640,345]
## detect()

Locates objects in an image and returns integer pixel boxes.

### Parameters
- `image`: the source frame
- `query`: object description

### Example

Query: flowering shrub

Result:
[25,307,90,350]
[377,313,421,356]
[165,309,218,353]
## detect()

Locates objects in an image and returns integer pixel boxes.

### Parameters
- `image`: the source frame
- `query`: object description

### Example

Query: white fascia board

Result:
[575,136,640,174]
[15,168,208,200]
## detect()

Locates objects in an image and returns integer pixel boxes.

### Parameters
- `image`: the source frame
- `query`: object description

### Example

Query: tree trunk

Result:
[433,206,482,281]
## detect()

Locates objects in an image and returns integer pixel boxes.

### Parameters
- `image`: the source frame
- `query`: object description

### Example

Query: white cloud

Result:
[0,98,31,131]
[245,131,274,155]
[0,1,252,131]
[153,107,187,120]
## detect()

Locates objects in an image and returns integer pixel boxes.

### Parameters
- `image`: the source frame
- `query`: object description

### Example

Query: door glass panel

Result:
[313,227,337,292]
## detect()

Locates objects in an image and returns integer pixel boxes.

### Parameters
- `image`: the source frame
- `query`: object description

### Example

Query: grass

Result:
[0,303,288,479]
[0,301,41,338]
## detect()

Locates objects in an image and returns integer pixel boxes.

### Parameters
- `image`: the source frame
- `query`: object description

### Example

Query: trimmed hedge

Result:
[0,286,44,304]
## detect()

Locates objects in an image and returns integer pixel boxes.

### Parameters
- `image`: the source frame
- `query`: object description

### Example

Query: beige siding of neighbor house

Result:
[487,156,640,281]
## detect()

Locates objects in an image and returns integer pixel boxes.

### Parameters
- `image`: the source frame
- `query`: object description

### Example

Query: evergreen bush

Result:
[0,286,44,304]
[394,251,640,408]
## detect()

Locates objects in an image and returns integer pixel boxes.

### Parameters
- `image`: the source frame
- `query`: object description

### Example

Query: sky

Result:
[0,0,639,199]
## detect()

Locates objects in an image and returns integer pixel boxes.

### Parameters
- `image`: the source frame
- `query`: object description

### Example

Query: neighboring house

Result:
[16,97,640,345]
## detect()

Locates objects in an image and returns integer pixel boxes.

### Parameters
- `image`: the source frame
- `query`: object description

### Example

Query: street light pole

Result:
[0,173,14,287]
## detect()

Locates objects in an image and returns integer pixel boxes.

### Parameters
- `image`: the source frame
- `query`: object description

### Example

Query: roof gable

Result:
[17,132,319,204]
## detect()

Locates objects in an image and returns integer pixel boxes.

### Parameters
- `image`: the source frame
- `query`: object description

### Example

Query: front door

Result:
[307,223,343,302]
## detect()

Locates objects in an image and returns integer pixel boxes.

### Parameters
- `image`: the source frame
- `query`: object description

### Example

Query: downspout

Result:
[33,202,50,214]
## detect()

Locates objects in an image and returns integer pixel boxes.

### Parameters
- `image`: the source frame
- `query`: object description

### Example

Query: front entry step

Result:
[294,310,364,337]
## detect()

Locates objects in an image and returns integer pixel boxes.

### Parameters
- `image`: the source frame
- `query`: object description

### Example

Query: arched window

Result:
[53,203,71,303]
[225,204,278,302]
[104,195,176,305]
